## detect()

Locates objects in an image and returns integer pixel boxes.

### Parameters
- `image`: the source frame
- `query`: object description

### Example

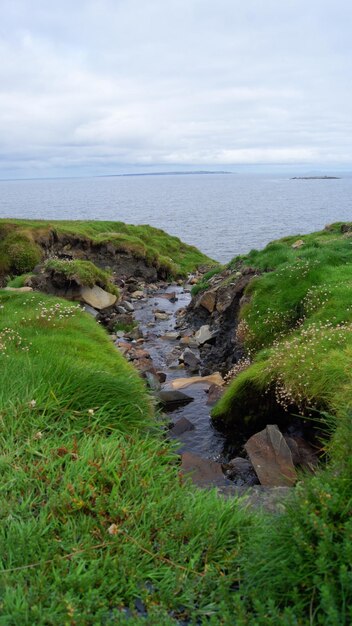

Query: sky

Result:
[0,0,351,179]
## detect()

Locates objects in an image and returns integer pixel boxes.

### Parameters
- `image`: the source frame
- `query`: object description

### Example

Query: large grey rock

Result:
[244,425,297,487]
[194,325,216,346]
[79,285,117,310]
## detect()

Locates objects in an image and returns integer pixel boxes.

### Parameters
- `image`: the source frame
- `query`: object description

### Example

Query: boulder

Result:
[195,325,217,346]
[170,372,224,390]
[244,425,297,487]
[198,290,216,313]
[79,285,117,310]
[170,417,195,436]
[181,452,226,487]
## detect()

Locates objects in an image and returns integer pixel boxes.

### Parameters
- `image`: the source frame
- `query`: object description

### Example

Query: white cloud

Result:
[0,0,351,176]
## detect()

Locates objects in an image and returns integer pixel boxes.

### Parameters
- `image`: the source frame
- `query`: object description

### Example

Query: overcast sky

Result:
[1,0,351,178]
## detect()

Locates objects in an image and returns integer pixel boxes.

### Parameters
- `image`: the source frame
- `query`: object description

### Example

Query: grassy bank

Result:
[0,290,250,625]
[213,222,352,425]
[0,219,213,278]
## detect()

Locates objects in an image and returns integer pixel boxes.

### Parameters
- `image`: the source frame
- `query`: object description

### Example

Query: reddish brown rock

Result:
[244,425,297,487]
[198,290,216,313]
[181,452,225,487]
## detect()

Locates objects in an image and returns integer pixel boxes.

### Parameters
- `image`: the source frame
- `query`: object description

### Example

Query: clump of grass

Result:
[191,265,223,296]
[6,273,33,288]
[45,258,119,296]
[0,230,42,274]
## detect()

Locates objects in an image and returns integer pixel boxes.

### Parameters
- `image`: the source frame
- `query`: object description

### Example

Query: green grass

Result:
[0,290,250,624]
[213,223,352,425]
[44,258,120,296]
[191,266,223,296]
[0,219,213,279]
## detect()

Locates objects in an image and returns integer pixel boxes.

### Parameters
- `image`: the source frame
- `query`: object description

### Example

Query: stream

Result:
[132,284,239,466]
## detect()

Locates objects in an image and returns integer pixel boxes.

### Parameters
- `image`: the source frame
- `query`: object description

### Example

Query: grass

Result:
[44,258,120,296]
[213,223,352,426]
[0,219,214,279]
[0,290,251,625]
[2,221,352,624]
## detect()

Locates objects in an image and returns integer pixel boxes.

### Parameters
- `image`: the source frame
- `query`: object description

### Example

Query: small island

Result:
[291,175,340,179]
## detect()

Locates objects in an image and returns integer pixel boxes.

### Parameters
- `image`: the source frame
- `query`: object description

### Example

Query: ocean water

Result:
[0,173,351,263]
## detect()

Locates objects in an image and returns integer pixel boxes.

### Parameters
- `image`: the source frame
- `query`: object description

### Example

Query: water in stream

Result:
[133,284,230,462]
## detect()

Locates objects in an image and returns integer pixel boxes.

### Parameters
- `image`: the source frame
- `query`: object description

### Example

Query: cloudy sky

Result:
[1,0,351,178]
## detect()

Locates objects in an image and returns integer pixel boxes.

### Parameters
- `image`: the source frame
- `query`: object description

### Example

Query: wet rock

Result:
[128,348,151,361]
[197,290,216,313]
[143,371,161,392]
[180,348,200,371]
[181,452,226,487]
[158,291,178,302]
[115,305,127,314]
[131,290,144,299]
[194,324,217,346]
[120,300,134,312]
[156,371,167,383]
[80,285,117,310]
[206,383,224,405]
[170,416,195,436]
[158,390,194,410]
[154,312,170,321]
[83,304,99,318]
[223,457,259,486]
[161,331,180,340]
[170,372,224,390]
[244,425,297,487]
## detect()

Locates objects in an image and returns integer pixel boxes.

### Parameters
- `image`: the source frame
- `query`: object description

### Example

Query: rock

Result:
[284,435,318,471]
[170,417,195,436]
[180,348,200,371]
[156,371,167,383]
[161,332,180,340]
[206,383,224,405]
[223,457,259,486]
[115,305,127,314]
[4,286,33,292]
[80,285,117,310]
[158,291,178,302]
[83,304,99,318]
[121,300,134,312]
[154,312,170,321]
[292,239,304,249]
[195,325,217,346]
[131,290,144,299]
[128,348,151,361]
[170,372,224,390]
[157,390,194,410]
[198,290,216,313]
[244,425,297,487]
[180,452,226,487]
[143,371,161,392]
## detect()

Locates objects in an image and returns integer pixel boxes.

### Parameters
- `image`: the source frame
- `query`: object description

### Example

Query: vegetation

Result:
[0,290,251,625]
[44,258,120,296]
[1,222,352,624]
[0,219,213,278]
[191,266,223,296]
[213,222,352,425]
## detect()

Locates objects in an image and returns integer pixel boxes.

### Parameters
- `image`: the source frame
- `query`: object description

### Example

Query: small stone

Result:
[131,290,144,299]
[181,452,225,487]
[156,371,167,383]
[170,416,195,436]
[180,348,200,371]
[154,312,170,321]
[158,390,194,409]
[121,300,134,312]
[83,304,99,318]
[292,239,304,249]
[206,383,224,405]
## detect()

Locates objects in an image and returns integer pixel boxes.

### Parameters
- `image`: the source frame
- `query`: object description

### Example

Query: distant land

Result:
[291,175,340,180]
[99,170,233,178]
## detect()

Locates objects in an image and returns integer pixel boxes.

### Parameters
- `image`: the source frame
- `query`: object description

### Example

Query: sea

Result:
[0,173,351,263]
